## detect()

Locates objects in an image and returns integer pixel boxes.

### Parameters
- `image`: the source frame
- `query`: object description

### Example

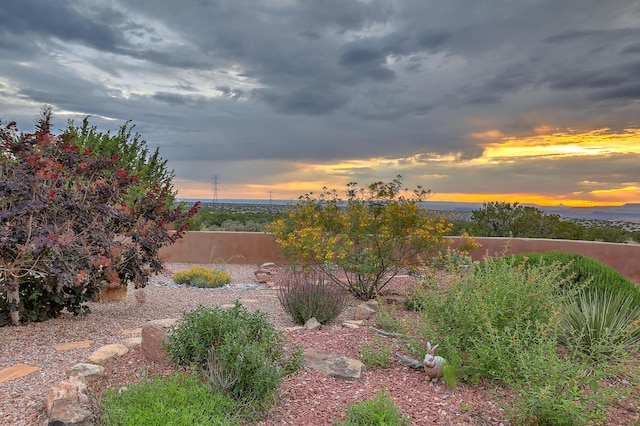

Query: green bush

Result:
[416,256,569,369]
[100,372,243,425]
[410,255,613,424]
[334,389,410,426]
[560,288,640,362]
[358,335,394,369]
[164,302,303,409]
[172,266,231,288]
[506,251,640,303]
[277,270,349,325]
[509,366,609,426]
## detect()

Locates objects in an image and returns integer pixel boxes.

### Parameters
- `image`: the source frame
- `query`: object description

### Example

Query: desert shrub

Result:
[559,288,640,362]
[100,372,242,425]
[267,176,452,300]
[358,335,394,369]
[334,388,410,426]
[508,365,609,426]
[172,266,231,288]
[164,302,303,409]
[416,256,570,365]
[277,270,349,325]
[411,256,613,424]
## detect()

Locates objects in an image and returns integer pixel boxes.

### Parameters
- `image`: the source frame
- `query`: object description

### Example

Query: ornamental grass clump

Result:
[278,269,349,325]
[172,265,231,288]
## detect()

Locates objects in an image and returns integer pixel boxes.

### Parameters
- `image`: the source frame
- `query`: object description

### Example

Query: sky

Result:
[1,1,639,207]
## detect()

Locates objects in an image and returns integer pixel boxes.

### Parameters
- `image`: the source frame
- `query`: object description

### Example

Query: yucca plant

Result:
[560,288,640,362]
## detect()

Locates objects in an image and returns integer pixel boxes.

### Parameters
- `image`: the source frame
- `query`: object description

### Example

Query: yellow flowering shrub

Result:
[172,266,231,288]
[266,176,453,300]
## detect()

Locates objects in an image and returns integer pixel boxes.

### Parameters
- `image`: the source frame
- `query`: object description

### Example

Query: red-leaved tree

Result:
[0,110,198,325]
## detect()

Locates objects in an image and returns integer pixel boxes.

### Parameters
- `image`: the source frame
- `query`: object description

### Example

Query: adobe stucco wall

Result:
[159,232,640,284]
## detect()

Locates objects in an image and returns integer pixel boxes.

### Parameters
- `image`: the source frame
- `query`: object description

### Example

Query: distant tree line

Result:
[188,206,284,232]
[191,200,640,243]
[453,202,639,243]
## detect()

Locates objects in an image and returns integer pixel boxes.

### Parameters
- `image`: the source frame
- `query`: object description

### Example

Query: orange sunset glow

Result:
[175,127,639,207]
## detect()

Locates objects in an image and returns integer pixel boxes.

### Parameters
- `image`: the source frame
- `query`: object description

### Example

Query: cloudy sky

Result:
[1,1,639,206]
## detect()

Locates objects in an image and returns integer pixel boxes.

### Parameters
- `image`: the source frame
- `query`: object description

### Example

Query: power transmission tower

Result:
[212,174,219,208]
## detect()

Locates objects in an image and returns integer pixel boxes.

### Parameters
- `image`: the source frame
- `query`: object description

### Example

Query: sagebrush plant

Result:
[0,107,197,326]
[358,335,394,369]
[334,388,410,426]
[172,265,231,288]
[164,302,304,410]
[100,371,243,425]
[277,269,349,325]
[560,288,640,362]
[267,176,453,300]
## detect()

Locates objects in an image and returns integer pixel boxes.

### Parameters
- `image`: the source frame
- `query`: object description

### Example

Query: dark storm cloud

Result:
[0,0,119,52]
[1,0,639,201]
[251,87,349,115]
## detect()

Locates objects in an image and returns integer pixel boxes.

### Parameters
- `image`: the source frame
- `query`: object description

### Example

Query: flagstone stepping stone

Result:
[122,327,142,335]
[87,344,129,365]
[303,348,364,380]
[240,298,258,303]
[0,363,40,384]
[52,340,94,351]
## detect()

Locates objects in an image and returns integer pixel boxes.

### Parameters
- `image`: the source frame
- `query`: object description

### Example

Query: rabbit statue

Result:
[423,341,446,382]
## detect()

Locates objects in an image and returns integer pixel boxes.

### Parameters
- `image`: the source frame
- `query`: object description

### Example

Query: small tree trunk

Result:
[6,277,20,326]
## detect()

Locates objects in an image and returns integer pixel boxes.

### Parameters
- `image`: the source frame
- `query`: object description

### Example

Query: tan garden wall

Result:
[159,232,640,284]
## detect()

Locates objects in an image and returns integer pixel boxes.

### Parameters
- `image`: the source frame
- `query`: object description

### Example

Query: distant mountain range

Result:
[180,199,640,222]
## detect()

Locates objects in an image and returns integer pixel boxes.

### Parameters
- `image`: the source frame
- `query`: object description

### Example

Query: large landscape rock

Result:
[141,318,178,362]
[46,375,92,426]
[66,364,105,383]
[303,348,364,380]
